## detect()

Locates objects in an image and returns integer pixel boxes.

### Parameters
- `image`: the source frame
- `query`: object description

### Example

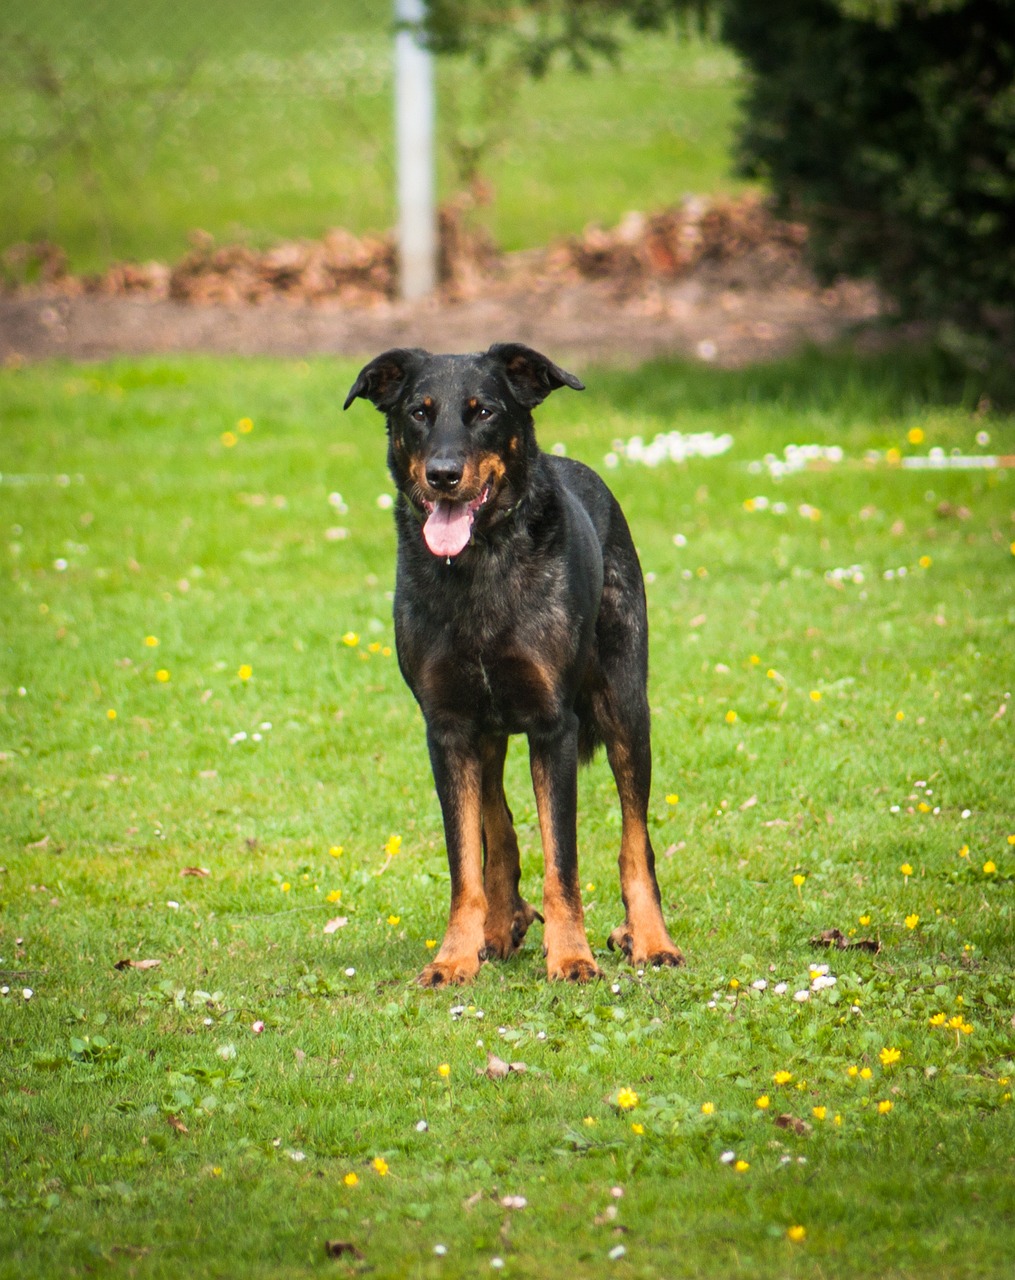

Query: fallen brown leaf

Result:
[180,866,210,877]
[774,1114,812,1135]
[810,928,880,954]
[324,1240,364,1260]
[323,916,348,934]
[114,957,161,971]
[479,1052,528,1080]
[166,1113,189,1135]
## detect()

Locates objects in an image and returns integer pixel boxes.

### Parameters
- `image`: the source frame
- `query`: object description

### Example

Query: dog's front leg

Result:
[419,731,487,987]
[529,716,602,982]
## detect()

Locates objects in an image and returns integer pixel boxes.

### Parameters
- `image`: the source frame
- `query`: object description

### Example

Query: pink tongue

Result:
[423,501,474,557]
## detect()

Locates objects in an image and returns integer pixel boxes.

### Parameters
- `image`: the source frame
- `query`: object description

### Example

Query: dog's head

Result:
[344,344,584,559]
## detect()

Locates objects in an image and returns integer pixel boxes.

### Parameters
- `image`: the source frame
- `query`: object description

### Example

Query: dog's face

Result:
[344,344,584,558]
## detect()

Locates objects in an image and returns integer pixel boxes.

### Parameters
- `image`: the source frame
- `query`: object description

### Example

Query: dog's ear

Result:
[343,348,429,412]
[486,343,585,408]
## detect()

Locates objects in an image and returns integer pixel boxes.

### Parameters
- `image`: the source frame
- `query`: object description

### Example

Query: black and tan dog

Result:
[344,344,683,985]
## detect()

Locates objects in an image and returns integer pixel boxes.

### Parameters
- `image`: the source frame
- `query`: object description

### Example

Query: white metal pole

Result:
[394,0,437,300]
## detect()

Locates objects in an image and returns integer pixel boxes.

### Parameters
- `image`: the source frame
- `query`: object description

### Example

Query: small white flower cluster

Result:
[747,444,844,479]
[889,779,944,816]
[228,721,273,746]
[604,430,734,470]
[708,965,838,1010]
[825,565,866,586]
[743,495,790,515]
[1,985,34,1000]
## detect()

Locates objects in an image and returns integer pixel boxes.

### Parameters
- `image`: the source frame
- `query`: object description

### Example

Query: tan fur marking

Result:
[531,755,600,982]
[607,741,683,966]
[419,762,487,986]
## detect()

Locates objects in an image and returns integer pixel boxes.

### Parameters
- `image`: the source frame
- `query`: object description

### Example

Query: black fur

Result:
[344,343,682,984]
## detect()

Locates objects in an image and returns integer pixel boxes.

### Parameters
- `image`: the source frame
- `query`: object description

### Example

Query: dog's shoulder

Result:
[544,454,627,547]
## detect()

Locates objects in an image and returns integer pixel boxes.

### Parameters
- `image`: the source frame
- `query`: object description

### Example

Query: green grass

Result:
[0,2,746,271]
[1,347,1014,1279]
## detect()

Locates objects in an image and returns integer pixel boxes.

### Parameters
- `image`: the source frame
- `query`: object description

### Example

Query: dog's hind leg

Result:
[602,698,684,969]
[418,736,488,987]
[480,737,542,960]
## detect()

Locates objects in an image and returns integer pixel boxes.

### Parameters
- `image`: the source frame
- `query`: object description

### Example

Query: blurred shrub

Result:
[720,0,1015,368]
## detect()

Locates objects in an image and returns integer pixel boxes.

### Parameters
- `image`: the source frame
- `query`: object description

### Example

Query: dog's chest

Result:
[396,571,579,734]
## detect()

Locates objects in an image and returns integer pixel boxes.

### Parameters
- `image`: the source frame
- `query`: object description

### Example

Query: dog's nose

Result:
[425,458,464,492]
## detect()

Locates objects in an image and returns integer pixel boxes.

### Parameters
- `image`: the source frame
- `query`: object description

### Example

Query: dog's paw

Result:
[483,900,543,960]
[608,924,685,969]
[546,955,603,983]
[417,956,482,987]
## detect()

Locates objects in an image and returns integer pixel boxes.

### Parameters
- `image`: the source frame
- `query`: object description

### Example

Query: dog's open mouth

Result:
[421,485,491,558]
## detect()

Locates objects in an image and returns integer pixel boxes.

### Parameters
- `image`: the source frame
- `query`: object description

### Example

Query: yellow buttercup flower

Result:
[343,1172,359,1187]
[905,913,920,930]
[879,1047,901,1068]
[437,1063,450,1079]
[238,664,252,681]
[326,890,342,903]
[384,835,402,857]
[787,1226,806,1243]
[616,1088,639,1111]
[773,1070,793,1085]
[700,1102,715,1115]
[877,1100,894,1115]
[372,1157,389,1176]
[755,1095,770,1110]
[156,669,170,683]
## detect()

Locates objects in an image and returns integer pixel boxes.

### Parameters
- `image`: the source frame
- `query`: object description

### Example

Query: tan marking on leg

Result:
[607,742,683,968]
[481,743,541,958]
[419,761,487,987]
[531,753,600,983]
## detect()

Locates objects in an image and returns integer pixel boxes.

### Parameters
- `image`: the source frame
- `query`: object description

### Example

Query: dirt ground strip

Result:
[0,266,880,368]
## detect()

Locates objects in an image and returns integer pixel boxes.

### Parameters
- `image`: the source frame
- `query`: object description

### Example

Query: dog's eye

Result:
[474,406,493,422]
[409,407,428,424]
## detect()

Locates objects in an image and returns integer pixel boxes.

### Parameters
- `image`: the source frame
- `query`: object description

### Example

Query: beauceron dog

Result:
[344,343,683,985]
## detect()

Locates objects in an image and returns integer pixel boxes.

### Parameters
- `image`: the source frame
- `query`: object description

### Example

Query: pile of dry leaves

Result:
[1,194,808,307]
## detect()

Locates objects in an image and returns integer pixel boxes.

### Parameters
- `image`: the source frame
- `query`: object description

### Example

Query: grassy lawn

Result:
[1,348,1014,1278]
[0,2,746,272]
